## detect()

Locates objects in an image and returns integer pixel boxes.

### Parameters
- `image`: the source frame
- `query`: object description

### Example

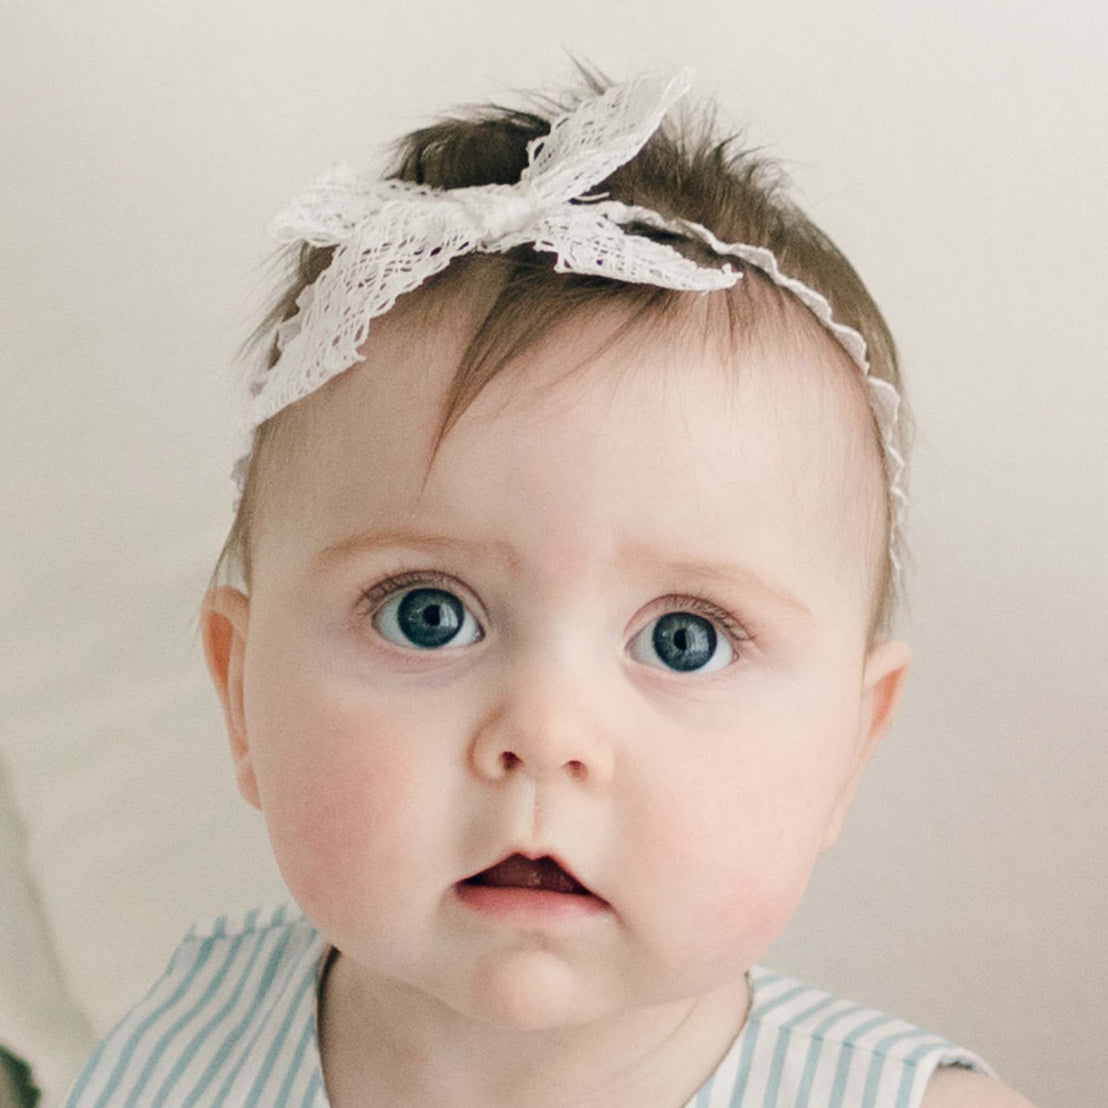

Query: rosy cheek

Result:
[252,701,414,919]
[636,755,825,965]
[713,840,813,951]
[723,790,832,938]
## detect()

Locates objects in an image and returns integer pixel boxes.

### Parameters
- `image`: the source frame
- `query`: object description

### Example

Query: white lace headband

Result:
[235,67,905,578]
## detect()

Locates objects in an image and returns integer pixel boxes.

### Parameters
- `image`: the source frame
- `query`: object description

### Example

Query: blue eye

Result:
[630,610,736,674]
[363,574,744,673]
[369,579,483,650]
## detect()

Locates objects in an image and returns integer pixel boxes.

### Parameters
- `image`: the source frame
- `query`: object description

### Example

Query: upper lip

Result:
[463,847,602,900]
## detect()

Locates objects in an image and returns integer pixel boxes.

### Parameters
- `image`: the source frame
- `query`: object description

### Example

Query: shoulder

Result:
[747,967,1030,1108]
[167,900,323,987]
[922,1066,1038,1108]
[181,900,306,942]
[62,902,325,1107]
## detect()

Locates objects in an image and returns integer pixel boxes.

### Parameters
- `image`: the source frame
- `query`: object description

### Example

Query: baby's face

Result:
[207,298,908,1030]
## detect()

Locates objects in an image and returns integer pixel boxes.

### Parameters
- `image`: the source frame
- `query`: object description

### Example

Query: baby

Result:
[63,70,1034,1107]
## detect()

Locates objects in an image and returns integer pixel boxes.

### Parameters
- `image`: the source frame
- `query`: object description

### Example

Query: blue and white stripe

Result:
[63,905,996,1107]
[685,966,997,1107]
[63,905,327,1107]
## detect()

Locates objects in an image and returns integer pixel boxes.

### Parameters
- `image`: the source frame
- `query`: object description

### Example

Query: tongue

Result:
[472,854,587,894]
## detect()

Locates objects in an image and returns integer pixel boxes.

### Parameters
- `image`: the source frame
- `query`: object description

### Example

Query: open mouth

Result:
[456,852,609,923]
[461,853,593,896]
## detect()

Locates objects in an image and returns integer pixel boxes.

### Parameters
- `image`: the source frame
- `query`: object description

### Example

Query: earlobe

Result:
[200,586,261,810]
[819,639,912,855]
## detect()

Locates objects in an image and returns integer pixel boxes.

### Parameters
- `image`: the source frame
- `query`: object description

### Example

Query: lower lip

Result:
[455,882,610,922]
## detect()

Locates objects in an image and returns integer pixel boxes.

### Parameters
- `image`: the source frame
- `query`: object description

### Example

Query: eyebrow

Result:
[316,529,810,616]
[316,528,524,571]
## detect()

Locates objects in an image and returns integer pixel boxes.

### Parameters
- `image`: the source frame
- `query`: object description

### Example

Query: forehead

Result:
[254,293,881,622]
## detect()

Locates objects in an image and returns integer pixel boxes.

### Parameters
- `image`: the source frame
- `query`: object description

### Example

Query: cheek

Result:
[243,660,426,923]
[706,787,825,953]
[640,774,817,958]
[626,702,854,969]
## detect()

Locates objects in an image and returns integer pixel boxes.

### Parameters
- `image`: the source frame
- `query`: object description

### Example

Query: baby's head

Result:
[202,70,912,1033]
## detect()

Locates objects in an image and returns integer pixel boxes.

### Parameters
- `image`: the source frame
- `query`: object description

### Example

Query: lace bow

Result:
[236,68,905,578]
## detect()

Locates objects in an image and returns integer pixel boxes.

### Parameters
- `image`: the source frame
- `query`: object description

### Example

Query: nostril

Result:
[496,752,587,777]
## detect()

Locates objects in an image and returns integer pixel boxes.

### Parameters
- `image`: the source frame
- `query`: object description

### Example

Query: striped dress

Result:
[62,903,997,1107]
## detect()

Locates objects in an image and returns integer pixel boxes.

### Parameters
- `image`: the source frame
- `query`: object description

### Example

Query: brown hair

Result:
[211,64,909,636]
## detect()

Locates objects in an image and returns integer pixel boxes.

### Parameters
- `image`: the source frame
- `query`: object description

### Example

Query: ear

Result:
[819,638,912,855]
[201,586,260,810]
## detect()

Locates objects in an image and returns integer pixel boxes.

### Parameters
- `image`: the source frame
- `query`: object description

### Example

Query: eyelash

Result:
[357,570,750,659]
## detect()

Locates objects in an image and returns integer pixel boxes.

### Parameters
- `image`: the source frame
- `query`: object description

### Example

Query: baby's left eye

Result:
[629,609,738,675]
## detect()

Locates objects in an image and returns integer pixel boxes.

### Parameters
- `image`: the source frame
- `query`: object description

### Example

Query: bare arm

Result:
[921,1066,1038,1108]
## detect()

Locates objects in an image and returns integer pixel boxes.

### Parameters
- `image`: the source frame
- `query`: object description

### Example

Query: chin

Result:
[461,946,612,1030]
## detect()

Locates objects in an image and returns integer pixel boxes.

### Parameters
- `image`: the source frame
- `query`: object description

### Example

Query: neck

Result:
[317,950,752,1108]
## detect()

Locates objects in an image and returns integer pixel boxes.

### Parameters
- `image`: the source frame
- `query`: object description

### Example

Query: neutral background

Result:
[2,2,1105,1106]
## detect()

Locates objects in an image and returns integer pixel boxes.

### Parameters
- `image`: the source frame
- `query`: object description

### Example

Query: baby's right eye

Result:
[365,574,483,650]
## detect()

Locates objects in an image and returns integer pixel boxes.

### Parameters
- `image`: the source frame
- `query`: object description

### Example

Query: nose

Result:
[469,660,615,787]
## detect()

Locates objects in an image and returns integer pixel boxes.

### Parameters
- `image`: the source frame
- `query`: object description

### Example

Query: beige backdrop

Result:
[2,2,1105,1106]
